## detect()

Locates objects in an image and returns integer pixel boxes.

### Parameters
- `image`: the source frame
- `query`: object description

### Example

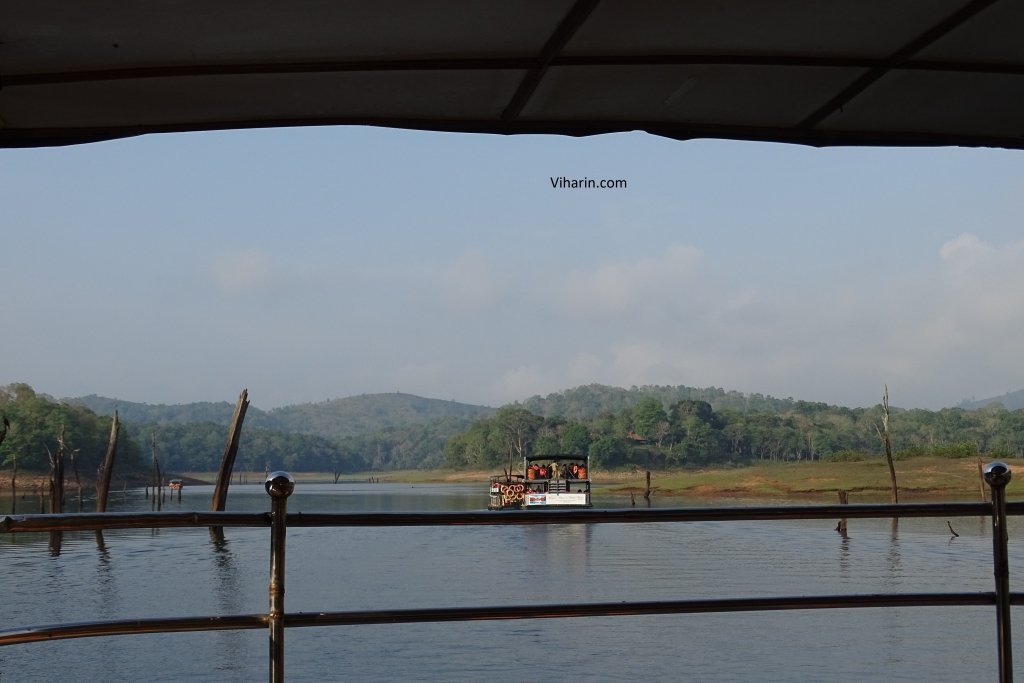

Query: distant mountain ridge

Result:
[72,392,493,439]
[264,393,492,441]
[958,389,1024,411]
[74,384,800,438]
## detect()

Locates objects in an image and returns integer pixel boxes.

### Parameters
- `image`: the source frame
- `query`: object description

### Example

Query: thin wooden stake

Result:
[96,411,119,513]
[155,456,163,511]
[46,429,66,514]
[978,456,988,502]
[211,390,249,512]
[874,386,898,504]
[0,415,8,513]
[10,452,17,515]
[151,435,158,511]
[70,448,83,512]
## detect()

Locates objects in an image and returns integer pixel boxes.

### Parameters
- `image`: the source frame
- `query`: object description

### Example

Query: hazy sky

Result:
[2,126,1024,410]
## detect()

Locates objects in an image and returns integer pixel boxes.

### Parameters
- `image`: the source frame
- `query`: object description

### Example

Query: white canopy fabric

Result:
[1,0,1022,148]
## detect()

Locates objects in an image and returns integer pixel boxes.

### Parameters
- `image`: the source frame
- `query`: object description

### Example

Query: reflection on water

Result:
[1,484,1023,682]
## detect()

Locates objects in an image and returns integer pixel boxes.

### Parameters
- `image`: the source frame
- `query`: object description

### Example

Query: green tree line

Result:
[0,384,143,476]
[444,398,1024,470]
[4,384,474,475]
[126,416,473,473]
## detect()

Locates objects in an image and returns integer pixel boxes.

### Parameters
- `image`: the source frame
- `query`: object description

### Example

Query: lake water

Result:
[1,483,1023,682]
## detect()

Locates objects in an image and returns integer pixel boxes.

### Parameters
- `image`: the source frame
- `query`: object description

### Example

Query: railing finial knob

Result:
[984,462,1012,488]
[265,471,295,499]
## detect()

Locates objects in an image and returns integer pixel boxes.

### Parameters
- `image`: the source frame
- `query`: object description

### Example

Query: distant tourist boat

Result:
[488,455,592,510]
[168,479,183,490]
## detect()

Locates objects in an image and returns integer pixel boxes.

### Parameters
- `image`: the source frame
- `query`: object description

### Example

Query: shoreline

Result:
[359,458,1024,500]
[7,457,1018,502]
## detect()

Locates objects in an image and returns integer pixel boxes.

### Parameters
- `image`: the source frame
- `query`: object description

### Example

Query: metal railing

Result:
[0,462,1019,682]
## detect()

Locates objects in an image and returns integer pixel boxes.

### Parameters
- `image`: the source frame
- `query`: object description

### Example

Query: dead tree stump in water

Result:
[836,489,849,536]
[96,411,119,512]
[211,390,249,512]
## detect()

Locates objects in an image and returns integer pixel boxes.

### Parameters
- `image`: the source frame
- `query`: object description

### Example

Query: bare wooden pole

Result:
[9,452,16,515]
[55,427,82,512]
[70,449,83,512]
[155,457,163,511]
[46,427,68,553]
[47,434,66,514]
[874,386,898,504]
[95,411,119,513]
[151,435,158,511]
[0,416,8,512]
[978,456,988,502]
[211,390,249,512]
[644,471,651,500]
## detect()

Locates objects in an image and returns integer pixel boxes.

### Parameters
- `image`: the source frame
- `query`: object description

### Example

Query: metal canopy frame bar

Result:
[798,0,1003,128]
[501,0,602,121]
[0,0,1018,149]
[6,55,1024,89]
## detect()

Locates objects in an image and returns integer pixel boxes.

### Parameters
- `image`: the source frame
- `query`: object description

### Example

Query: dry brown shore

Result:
[0,470,208,490]
[332,457,1024,502]
[21,457,1017,503]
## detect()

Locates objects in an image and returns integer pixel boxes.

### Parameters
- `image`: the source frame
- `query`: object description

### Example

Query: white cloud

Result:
[492,366,559,403]
[191,236,1024,409]
[212,249,278,295]
[561,244,703,316]
[434,250,508,313]
[473,234,1024,408]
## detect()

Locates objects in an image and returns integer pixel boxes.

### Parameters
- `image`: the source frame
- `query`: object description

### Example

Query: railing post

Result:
[985,461,1013,683]
[265,471,295,683]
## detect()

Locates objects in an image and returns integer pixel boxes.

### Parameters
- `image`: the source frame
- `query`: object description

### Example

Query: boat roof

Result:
[525,455,588,462]
[2,1,1023,149]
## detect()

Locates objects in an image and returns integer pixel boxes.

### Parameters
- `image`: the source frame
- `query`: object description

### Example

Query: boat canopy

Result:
[525,454,588,462]
[2,0,1022,149]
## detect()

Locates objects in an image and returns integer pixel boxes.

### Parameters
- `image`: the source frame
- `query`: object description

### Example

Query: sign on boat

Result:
[489,455,592,510]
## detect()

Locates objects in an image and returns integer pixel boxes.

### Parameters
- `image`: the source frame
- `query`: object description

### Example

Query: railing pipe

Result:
[5,592,1020,648]
[985,461,1013,683]
[0,465,1020,683]
[8,501,1024,534]
[266,472,294,683]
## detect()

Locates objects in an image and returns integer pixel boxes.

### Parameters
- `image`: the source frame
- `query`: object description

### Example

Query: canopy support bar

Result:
[501,0,602,122]
[798,0,1003,130]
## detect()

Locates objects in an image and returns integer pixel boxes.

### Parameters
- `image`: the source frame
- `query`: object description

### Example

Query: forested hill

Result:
[959,389,1024,411]
[264,393,492,440]
[73,392,492,439]
[73,394,261,426]
[519,384,796,420]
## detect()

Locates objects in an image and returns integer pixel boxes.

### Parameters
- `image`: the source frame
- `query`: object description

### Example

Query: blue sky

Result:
[2,126,1024,409]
